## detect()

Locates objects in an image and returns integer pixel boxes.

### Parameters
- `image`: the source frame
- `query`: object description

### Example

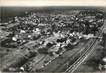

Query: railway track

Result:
[65,21,106,73]
[38,21,106,72]
[54,39,94,72]
[1,22,105,72]
[65,38,98,72]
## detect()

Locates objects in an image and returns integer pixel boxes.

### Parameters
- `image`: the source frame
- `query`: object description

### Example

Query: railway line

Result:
[65,38,99,72]
[54,39,94,72]
[36,20,106,72]
[65,20,106,73]
[1,24,105,72]
[24,21,106,72]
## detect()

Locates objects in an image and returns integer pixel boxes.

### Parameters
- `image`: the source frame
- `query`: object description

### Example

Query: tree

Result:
[37,48,48,54]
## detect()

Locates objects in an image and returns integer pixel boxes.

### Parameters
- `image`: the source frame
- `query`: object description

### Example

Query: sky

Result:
[0,0,106,6]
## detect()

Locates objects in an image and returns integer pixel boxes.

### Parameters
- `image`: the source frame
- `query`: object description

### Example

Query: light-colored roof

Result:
[103,57,106,62]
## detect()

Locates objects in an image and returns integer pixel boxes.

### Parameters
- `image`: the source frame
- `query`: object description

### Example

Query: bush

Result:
[37,48,48,54]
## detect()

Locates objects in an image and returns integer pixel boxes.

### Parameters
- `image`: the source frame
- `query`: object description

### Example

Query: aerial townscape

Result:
[0,7,106,72]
